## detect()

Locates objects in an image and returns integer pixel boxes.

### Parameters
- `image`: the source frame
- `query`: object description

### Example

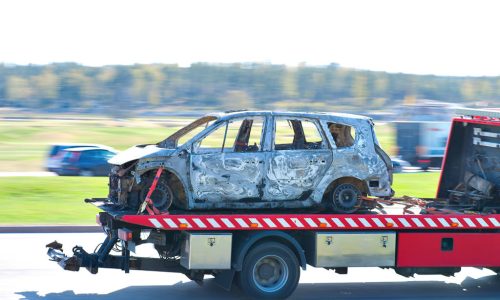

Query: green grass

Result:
[0,173,439,225]
[0,176,107,225]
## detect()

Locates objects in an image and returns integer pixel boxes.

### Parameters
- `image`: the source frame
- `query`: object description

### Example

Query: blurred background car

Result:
[46,143,112,173]
[391,157,412,173]
[57,146,117,176]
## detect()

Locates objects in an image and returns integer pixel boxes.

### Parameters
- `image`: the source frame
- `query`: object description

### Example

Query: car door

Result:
[264,116,333,201]
[189,116,268,203]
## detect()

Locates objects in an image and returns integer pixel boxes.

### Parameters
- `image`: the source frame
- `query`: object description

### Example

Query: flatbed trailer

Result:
[47,109,500,299]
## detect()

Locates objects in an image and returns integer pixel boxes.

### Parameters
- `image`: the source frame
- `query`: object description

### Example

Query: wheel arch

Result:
[322,176,369,201]
[232,231,307,272]
[139,166,189,209]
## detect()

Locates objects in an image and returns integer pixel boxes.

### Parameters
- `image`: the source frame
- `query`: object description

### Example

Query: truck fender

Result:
[232,231,307,272]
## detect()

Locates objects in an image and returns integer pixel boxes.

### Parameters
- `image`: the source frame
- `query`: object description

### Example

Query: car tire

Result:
[330,183,362,213]
[237,242,300,299]
[139,176,174,212]
[79,170,94,177]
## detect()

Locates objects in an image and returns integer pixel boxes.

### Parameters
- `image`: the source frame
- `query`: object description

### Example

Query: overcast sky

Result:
[0,0,499,76]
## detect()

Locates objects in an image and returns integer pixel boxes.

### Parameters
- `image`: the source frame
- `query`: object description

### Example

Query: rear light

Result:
[418,159,431,164]
[118,228,134,241]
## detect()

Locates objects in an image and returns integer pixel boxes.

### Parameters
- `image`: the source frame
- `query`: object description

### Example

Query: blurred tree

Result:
[219,90,253,110]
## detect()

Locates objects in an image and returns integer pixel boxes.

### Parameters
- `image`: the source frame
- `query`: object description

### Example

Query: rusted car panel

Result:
[107,111,393,213]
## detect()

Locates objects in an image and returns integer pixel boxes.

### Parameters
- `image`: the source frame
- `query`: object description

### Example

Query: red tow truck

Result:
[47,109,500,299]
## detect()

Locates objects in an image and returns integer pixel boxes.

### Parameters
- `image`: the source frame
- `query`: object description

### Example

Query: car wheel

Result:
[237,242,300,299]
[140,176,174,212]
[330,183,362,213]
[79,170,94,177]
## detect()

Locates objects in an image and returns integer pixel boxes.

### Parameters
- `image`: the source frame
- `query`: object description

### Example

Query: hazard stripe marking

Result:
[277,218,291,228]
[438,218,450,227]
[221,218,235,228]
[359,218,372,227]
[489,218,500,227]
[463,218,476,227]
[163,218,178,228]
[192,218,207,228]
[450,218,463,227]
[399,218,411,228]
[235,218,249,228]
[425,218,438,227]
[412,218,425,227]
[331,218,345,227]
[345,218,358,227]
[149,218,163,228]
[207,218,221,228]
[318,217,331,227]
[477,218,489,227]
[263,218,277,228]
[178,218,192,228]
[372,218,385,228]
[249,218,262,228]
[385,218,397,227]
[291,218,304,227]
[305,218,318,227]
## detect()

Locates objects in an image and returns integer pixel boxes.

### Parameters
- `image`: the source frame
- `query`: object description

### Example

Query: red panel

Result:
[397,233,500,267]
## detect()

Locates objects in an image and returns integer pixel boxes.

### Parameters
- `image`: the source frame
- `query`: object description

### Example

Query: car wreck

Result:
[107,111,393,214]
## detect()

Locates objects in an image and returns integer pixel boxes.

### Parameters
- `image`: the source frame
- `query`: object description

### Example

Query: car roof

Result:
[208,110,371,122]
[62,146,117,153]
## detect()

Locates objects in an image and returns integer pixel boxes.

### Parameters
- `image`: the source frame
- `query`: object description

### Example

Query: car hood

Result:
[108,145,176,165]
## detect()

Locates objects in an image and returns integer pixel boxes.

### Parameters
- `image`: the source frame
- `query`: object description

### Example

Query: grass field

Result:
[0,173,439,225]
[0,118,395,172]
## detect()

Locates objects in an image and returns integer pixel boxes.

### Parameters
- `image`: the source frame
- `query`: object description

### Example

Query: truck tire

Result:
[237,241,300,299]
[330,183,362,213]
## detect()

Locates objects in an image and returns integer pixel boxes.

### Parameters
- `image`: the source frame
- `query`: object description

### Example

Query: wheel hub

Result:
[252,255,289,292]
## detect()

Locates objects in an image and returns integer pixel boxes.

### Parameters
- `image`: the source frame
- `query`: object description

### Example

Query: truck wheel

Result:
[238,242,300,299]
[330,183,361,213]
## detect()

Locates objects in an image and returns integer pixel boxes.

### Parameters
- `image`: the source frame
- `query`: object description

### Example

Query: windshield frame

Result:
[158,115,219,149]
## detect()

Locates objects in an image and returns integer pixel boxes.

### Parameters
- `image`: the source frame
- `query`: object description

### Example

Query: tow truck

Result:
[47,109,500,299]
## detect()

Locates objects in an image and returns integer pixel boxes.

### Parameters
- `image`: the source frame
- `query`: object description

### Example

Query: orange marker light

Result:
[451,222,459,227]
[319,223,327,228]
[179,223,188,228]
[250,223,259,228]
[386,222,394,228]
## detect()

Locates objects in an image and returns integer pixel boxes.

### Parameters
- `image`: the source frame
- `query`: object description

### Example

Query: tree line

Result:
[0,62,499,115]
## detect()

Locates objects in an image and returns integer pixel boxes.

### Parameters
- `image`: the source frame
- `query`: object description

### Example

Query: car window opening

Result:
[328,122,355,148]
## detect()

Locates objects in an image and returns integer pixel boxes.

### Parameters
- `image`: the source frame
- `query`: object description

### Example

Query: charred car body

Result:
[108,111,393,213]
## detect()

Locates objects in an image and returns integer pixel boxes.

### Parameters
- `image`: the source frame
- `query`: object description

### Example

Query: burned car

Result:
[108,111,393,213]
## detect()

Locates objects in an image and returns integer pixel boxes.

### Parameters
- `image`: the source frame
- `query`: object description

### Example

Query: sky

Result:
[0,0,499,76]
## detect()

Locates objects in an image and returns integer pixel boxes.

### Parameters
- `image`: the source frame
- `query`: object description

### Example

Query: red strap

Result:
[143,167,164,215]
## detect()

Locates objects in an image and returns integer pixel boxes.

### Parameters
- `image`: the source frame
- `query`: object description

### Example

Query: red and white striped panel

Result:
[120,214,500,231]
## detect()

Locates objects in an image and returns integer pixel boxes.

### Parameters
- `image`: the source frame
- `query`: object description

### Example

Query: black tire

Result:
[139,176,173,212]
[330,183,362,213]
[238,242,300,299]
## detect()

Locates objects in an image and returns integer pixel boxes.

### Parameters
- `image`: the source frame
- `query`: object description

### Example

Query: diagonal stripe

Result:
[305,218,318,227]
[425,218,438,227]
[372,218,385,227]
[318,218,331,227]
[476,218,489,227]
[263,218,277,228]
[221,218,235,228]
[235,218,249,228]
[450,218,463,227]
[345,218,358,227]
[163,218,178,228]
[192,218,207,228]
[291,218,304,227]
[385,218,398,227]
[438,218,450,227]
[249,218,262,227]
[489,217,500,227]
[463,218,476,227]
[412,218,425,227]
[358,218,372,227]
[277,218,291,228]
[331,218,345,227]
[207,218,221,228]
[149,218,163,228]
[178,218,192,228]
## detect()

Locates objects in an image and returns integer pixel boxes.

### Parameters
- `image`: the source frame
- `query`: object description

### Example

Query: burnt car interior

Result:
[274,118,324,150]
[327,122,355,148]
[195,117,264,153]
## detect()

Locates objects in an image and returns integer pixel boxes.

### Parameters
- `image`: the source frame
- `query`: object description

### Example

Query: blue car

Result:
[58,147,117,176]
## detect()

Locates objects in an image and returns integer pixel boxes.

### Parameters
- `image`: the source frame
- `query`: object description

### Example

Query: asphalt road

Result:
[1,233,499,300]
